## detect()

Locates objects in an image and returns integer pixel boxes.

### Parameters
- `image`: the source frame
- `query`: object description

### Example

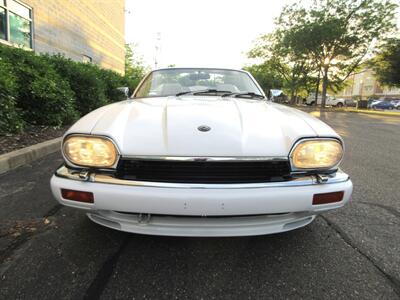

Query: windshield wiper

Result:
[175,91,194,96]
[176,89,233,96]
[221,92,265,99]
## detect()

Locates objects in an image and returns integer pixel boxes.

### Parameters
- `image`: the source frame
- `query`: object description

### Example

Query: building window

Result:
[0,0,32,48]
[0,7,6,40]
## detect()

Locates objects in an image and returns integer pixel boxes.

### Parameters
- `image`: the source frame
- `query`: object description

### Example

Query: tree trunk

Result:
[290,88,295,105]
[314,67,321,106]
[290,79,296,105]
[321,65,329,108]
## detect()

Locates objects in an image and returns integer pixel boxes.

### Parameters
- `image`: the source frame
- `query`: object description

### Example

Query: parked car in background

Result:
[391,99,400,110]
[306,93,345,107]
[51,67,352,237]
[371,100,395,110]
[367,99,381,108]
[344,99,357,107]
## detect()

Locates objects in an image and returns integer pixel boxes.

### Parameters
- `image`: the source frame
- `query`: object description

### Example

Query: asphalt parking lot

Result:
[1,111,399,299]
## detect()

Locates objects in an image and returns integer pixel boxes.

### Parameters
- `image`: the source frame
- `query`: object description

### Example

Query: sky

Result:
[125,0,400,70]
[125,0,288,69]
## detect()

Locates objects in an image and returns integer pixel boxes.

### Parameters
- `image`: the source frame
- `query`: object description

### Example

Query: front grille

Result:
[115,159,291,183]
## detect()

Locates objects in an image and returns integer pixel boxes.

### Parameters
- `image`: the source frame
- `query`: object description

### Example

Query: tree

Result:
[243,61,285,96]
[249,0,398,107]
[124,44,148,93]
[276,0,398,107]
[371,38,400,87]
[248,33,314,103]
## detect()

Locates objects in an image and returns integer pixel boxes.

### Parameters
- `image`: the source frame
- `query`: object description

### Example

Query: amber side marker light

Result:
[61,189,94,203]
[313,191,344,205]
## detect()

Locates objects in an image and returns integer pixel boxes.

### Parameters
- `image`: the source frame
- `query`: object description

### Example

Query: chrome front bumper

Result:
[54,165,350,189]
[50,165,352,236]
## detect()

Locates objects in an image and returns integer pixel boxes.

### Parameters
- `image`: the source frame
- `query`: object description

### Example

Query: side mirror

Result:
[116,87,130,99]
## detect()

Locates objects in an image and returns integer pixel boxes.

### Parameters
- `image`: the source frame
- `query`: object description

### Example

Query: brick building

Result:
[335,69,400,100]
[0,0,125,73]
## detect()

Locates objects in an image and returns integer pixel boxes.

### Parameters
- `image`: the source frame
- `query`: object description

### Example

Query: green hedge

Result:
[0,44,131,134]
[0,58,24,133]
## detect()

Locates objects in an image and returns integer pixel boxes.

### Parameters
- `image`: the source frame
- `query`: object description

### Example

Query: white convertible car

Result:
[50,68,353,236]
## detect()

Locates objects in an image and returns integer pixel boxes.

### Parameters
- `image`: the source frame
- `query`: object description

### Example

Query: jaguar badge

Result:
[197,125,211,132]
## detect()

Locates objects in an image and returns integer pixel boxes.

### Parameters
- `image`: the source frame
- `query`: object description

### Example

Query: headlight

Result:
[63,135,118,168]
[291,139,343,170]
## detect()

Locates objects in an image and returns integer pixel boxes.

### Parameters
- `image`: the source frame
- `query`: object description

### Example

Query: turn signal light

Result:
[61,189,94,203]
[312,191,344,205]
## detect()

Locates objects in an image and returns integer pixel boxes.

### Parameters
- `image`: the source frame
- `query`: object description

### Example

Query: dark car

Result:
[371,101,395,110]
[345,99,357,107]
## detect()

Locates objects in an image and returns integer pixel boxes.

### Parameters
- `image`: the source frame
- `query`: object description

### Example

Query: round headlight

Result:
[291,139,343,170]
[63,135,118,168]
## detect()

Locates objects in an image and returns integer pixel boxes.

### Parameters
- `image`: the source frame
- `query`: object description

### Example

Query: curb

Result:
[342,109,400,117]
[0,137,62,175]
[293,106,400,117]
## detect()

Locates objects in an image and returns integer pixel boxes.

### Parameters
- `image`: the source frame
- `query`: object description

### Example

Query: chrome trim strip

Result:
[55,165,350,189]
[120,155,289,162]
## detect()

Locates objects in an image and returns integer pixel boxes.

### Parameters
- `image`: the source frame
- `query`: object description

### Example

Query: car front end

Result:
[51,134,352,237]
[50,68,353,237]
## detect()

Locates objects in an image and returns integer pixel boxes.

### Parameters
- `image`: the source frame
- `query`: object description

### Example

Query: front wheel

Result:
[336,102,343,108]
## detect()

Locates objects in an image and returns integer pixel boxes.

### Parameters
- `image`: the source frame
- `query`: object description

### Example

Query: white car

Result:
[51,68,352,237]
[392,100,400,109]
[306,94,345,107]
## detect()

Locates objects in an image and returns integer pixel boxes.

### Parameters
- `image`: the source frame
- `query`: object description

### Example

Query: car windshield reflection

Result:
[134,68,262,98]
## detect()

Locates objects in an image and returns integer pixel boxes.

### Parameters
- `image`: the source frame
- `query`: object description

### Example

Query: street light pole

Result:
[154,32,161,70]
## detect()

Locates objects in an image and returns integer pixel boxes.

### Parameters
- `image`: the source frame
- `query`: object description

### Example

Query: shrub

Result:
[28,74,78,125]
[0,59,24,133]
[0,44,132,134]
[0,45,78,126]
[46,55,109,115]
[96,68,128,102]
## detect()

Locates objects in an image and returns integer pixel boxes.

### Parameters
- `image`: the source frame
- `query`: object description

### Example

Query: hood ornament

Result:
[198,125,211,132]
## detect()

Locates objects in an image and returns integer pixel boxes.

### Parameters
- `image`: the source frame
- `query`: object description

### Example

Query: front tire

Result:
[336,102,343,108]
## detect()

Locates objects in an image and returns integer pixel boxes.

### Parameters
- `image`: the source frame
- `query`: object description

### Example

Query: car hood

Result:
[67,96,339,157]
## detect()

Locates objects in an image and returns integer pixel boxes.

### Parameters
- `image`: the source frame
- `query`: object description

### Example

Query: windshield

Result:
[134,68,262,98]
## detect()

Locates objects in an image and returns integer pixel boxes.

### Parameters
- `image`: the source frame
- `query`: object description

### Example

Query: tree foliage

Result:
[248,0,398,107]
[243,61,285,95]
[371,38,400,87]
[249,33,314,103]
[124,44,148,94]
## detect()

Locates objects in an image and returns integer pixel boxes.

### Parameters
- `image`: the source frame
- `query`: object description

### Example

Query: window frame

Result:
[0,0,33,49]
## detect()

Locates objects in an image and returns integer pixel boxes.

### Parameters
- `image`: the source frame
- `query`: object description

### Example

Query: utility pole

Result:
[154,32,161,69]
